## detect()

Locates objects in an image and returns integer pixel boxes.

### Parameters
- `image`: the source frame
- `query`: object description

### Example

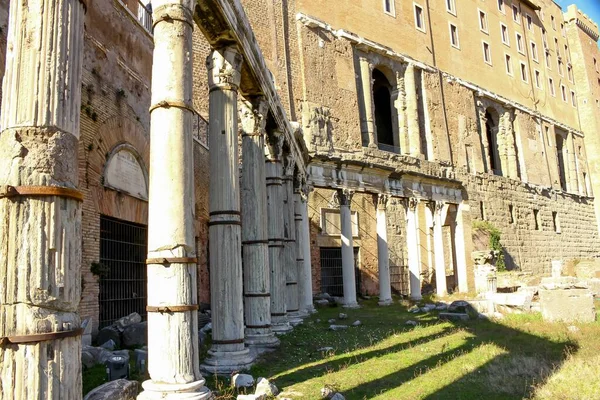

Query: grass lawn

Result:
[84,298,600,399]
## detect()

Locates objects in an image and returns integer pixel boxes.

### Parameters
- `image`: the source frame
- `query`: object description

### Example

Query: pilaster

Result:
[336,189,359,308]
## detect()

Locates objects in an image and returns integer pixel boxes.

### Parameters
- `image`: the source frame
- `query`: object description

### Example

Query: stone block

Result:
[122,321,147,348]
[540,288,596,323]
[96,326,121,348]
[540,277,587,290]
[439,312,470,321]
[83,379,138,400]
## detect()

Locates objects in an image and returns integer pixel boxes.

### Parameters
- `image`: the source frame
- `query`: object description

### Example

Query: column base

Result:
[138,380,213,400]
[303,305,317,314]
[378,299,393,306]
[410,295,423,301]
[271,320,293,335]
[200,348,256,376]
[245,332,280,349]
[342,302,360,309]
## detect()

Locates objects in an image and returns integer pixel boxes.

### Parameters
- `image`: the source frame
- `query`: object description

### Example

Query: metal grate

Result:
[319,247,361,297]
[390,264,409,296]
[99,215,148,328]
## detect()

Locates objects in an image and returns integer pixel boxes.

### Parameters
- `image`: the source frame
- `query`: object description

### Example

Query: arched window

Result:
[485,108,501,175]
[373,68,395,149]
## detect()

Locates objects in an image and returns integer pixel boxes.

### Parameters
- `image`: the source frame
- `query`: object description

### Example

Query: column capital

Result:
[239,96,269,137]
[402,197,418,211]
[283,152,296,178]
[374,193,389,210]
[207,46,243,92]
[265,130,284,162]
[336,189,355,206]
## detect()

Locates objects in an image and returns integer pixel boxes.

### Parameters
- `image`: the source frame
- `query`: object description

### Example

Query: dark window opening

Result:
[485,109,501,175]
[319,247,361,297]
[480,201,486,220]
[555,134,567,191]
[373,69,395,150]
[533,209,541,230]
[509,204,515,224]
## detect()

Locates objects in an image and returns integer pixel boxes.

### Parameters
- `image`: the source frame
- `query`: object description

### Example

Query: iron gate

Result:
[390,264,409,296]
[319,247,361,297]
[99,215,148,328]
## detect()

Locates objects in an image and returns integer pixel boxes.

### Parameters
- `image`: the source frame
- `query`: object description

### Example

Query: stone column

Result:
[300,190,317,313]
[283,154,301,321]
[239,98,279,348]
[294,188,310,316]
[477,100,492,173]
[567,131,579,193]
[141,2,211,397]
[394,65,409,155]
[405,63,421,157]
[504,109,519,179]
[376,195,393,306]
[265,133,293,334]
[432,201,448,297]
[359,56,377,147]
[404,198,422,300]
[454,203,469,293]
[0,1,85,398]
[337,189,360,308]
[201,46,255,374]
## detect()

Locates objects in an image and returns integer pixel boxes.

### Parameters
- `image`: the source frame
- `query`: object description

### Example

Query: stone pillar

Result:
[239,98,279,348]
[567,131,579,193]
[394,66,409,155]
[504,109,519,179]
[477,100,492,173]
[337,189,360,308]
[404,198,422,300]
[265,132,293,334]
[405,63,421,157]
[376,195,393,306]
[0,1,85,398]
[359,56,377,147]
[300,190,317,313]
[283,154,301,320]
[432,201,448,297]
[454,203,469,293]
[141,3,211,396]
[201,46,255,374]
[294,188,310,316]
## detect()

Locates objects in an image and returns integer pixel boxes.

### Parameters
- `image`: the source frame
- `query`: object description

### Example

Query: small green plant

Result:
[473,220,506,271]
[90,262,110,277]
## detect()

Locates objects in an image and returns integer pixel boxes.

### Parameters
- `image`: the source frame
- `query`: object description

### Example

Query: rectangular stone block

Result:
[540,288,596,323]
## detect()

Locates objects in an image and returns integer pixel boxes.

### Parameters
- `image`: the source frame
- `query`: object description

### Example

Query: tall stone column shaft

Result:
[405,198,422,300]
[300,191,316,313]
[432,202,448,297]
[376,195,393,306]
[453,204,469,293]
[567,132,579,193]
[477,102,492,173]
[405,63,421,157]
[202,46,255,374]
[394,65,409,154]
[0,1,85,399]
[294,190,309,316]
[283,155,300,318]
[141,2,211,397]
[337,189,359,308]
[359,56,377,147]
[265,134,293,333]
[239,98,279,348]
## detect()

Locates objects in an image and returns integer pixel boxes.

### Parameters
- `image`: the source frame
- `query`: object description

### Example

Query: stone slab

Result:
[540,288,596,323]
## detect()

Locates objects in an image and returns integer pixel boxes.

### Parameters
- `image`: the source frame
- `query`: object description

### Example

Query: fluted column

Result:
[283,155,301,320]
[141,2,211,396]
[359,56,377,147]
[376,195,393,306]
[404,198,422,300]
[265,133,293,334]
[201,46,255,374]
[432,201,448,297]
[239,98,279,348]
[405,63,421,157]
[0,1,85,399]
[337,189,359,308]
[294,188,310,317]
[300,190,317,313]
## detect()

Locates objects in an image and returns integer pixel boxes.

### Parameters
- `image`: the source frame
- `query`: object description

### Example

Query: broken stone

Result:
[232,373,255,389]
[329,325,349,331]
[97,326,121,349]
[435,304,448,311]
[408,305,420,313]
[316,319,321,323]
[351,320,361,327]
[255,378,279,397]
[540,288,596,323]
[100,339,116,351]
[81,349,96,370]
[83,379,138,400]
[405,320,417,326]
[338,313,348,319]
[114,312,142,332]
[200,322,212,333]
[540,277,588,290]
[82,318,93,347]
[447,301,478,317]
[237,395,267,400]
[317,347,334,352]
[331,394,345,400]
[321,386,335,399]
[122,322,147,348]
[315,299,330,307]
[439,312,470,321]
[327,319,336,324]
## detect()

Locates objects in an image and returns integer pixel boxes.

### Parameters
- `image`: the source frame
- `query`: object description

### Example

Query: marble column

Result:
[504,109,519,179]
[567,131,579,193]
[239,98,279,348]
[265,133,293,334]
[337,189,359,308]
[376,195,393,306]
[0,1,85,398]
[283,154,301,321]
[300,190,317,313]
[359,56,377,147]
[201,46,255,374]
[405,63,421,157]
[394,65,409,155]
[404,198,422,301]
[454,203,469,293]
[294,189,309,317]
[432,201,448,297]
[477,100,492,173]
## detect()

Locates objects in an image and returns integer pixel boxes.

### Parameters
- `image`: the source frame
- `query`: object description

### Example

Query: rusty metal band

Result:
[266,176,283,181]
[286,282,298,286]
[145,257,198,265]
[268,244,285,248]
[0,328,83,345]
[146,305,199,313]
[212,338,245,345]
[284,239,295,243]
[266,182,282,187]
[208,85,239,93]
[282,177,293,182]
[241,133,265,137]
[208,220,242,226]
[149,100,195,114]
[244,293,271,297]
[246,324,271,329]
[242,240,269,245]
[209,210,241,216]
[0,185,84,202]
[271,313,286,317]
[268,237,286,242]
[296,258,304,262]
[152,4,194,29]
[287,309,299,312]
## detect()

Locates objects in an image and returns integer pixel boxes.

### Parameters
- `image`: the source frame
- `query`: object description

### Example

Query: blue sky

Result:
[556,0,600,28]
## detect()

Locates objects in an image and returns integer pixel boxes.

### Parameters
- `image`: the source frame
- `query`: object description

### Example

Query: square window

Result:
[505,54,513,75]
[483,41,492,65]
[534,69,542,89]
[479,10,488,33]
[414,4,426,32]
[549,77,555,96]
[512,5,520,23]
[520,62,528,82]
[383,0,395,16]
[516,32,524,54]
[446,0,456,16]
[501,24,510,46]
[498,0,504,14]
[449,23,460,48]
